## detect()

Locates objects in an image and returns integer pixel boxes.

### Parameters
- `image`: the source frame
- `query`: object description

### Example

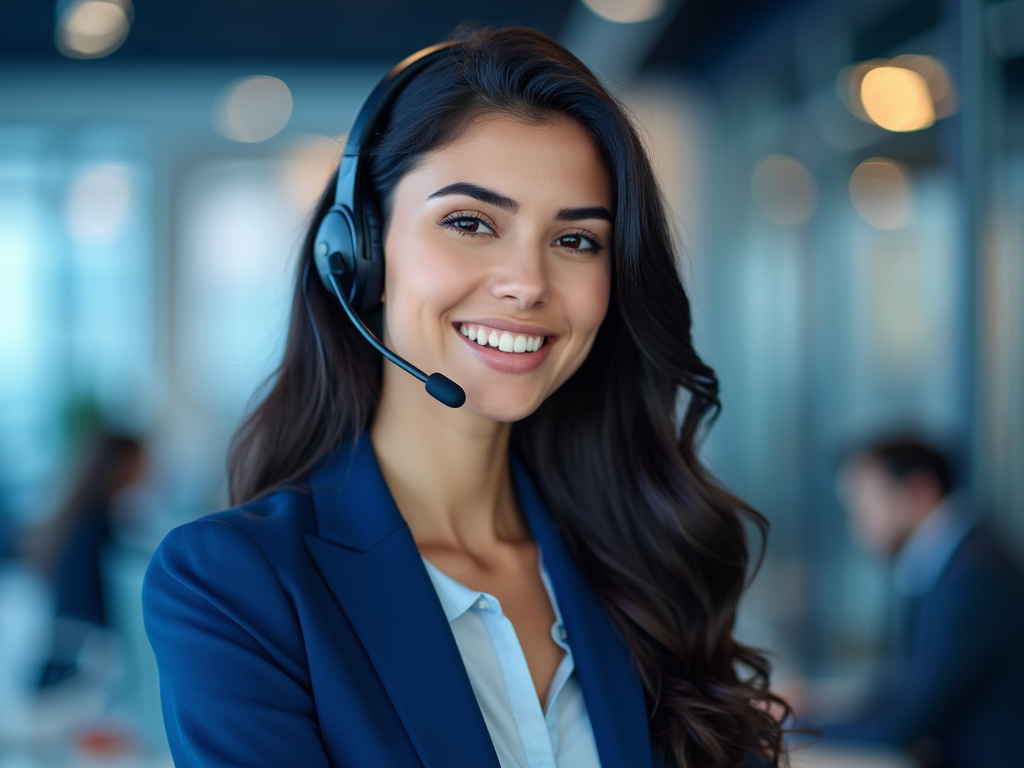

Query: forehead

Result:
[403,113,612,207]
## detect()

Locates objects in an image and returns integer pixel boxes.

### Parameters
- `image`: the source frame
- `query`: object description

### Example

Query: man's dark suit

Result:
[819,525,1024,767]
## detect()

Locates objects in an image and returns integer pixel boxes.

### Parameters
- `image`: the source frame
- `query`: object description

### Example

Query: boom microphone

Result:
[323,270,466,409]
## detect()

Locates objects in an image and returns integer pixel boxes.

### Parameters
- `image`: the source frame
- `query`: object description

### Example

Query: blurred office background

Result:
[0,0,1021,765]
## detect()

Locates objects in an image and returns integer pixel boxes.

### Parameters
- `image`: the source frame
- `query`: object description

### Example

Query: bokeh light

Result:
[751,155,818,226]
[214,76,294,143]
[849,158,912,230]
[581,0,665,23]
[860,66,935,132]
[56,0,133,59]
[839,55,955,132]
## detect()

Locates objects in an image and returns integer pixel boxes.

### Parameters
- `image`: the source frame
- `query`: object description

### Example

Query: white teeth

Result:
[458,324,545,355]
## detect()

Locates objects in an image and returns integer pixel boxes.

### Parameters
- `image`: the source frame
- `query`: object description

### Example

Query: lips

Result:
[457,323,547,354]
[453,321,555,374]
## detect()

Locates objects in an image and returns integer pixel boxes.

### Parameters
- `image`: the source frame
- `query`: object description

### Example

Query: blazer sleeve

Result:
[142,517,332,768]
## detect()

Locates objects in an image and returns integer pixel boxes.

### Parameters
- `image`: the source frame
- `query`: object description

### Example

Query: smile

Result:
[458,323,546,354]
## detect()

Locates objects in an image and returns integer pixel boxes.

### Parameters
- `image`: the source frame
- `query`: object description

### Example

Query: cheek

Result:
[550,267,611,388]
[383,228,467,313]
[572,266,612,334]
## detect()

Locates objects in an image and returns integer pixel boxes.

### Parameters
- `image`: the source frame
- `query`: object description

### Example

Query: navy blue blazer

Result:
[143,435,659,767]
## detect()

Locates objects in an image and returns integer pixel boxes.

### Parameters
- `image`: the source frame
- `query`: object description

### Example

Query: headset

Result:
[312,42,465,408]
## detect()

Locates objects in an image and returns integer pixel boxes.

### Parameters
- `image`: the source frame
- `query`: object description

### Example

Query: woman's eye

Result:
[555,232,602,252]
[441,213,496,236]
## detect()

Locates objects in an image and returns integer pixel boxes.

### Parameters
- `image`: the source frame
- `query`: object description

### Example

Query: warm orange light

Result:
[840,55,956,130]
[860,66,935,132]
[849,158,912,230]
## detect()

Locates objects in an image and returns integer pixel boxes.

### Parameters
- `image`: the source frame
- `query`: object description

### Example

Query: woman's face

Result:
[380,113,613,422]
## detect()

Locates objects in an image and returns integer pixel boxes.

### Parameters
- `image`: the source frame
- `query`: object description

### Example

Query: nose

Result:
[488,242,549,310]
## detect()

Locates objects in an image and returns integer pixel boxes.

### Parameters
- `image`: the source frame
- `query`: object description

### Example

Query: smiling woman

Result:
[142,26,790,768]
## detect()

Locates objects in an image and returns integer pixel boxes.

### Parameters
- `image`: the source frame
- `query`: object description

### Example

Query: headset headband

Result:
[334,41,457,212]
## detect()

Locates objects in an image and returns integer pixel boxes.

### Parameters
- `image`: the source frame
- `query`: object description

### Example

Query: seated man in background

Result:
[806,435,1024,768]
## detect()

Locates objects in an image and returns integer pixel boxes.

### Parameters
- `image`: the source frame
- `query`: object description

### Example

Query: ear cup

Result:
[313,204,358,303]
[357,200,385,313]
[314,200,384,314]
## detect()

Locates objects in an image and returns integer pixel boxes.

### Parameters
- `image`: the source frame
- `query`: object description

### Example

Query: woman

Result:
[32,429,145,688]
[143,26,788,768]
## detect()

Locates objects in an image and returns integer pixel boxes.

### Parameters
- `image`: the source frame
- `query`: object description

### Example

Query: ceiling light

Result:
[859,66,935,132]
[840,54,955,132]
[56,0,133,59]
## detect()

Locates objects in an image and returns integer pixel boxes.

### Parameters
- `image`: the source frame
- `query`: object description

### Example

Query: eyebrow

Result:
[427,182,613,223]
[427,183,519,214]
[556,206,613,223]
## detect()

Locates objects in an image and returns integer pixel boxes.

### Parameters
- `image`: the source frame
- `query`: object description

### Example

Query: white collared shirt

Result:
[422,557,602,768]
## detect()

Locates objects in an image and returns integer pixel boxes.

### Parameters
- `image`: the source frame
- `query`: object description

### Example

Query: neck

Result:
[369,365,524,552]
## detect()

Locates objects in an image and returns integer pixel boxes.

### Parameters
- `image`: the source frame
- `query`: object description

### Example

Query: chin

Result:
[464,387,548,424]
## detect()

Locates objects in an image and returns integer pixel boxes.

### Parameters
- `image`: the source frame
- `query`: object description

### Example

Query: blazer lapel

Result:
[513,457,656,768]
[303,436,499,768]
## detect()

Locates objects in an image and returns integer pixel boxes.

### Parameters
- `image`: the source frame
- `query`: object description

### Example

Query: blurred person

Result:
[28,428,147,689]
[804,435,1024,768]
[142,26,790,768]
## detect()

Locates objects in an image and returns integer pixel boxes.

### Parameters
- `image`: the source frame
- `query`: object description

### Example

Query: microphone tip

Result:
[425,373,466,408]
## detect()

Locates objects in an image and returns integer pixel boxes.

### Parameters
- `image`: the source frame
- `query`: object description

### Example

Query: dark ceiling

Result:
[0,0,801,76]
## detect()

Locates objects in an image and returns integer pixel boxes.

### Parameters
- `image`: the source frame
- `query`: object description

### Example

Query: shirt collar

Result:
[421,558,485,622]
[422,554,570,650]
[892,492,977,596]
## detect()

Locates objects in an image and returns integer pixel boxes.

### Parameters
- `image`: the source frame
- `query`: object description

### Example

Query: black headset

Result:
[311,42,466,408]
[313,41,455,314]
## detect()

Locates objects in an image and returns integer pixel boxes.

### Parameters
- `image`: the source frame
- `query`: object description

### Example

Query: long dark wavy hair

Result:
[229,26,790,768]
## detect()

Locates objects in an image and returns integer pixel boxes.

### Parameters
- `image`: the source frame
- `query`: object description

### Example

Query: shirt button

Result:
[558,627,568,640]
[477,599,488,610]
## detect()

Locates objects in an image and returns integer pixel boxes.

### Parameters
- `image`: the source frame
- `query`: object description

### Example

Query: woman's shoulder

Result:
[141,486,325,688]
[146,485,317,589]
